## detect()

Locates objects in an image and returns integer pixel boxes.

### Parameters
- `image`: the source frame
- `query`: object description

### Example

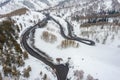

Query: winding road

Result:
[21,14,95,80]
[66,20,95,45]
[49,14,95,45]
[21,17,69,80]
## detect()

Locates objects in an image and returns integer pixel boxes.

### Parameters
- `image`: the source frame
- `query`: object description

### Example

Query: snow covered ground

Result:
[0,0,120,80]
[12,11,57,80]
[0,0,63,14]
[19,55,57,80]
[34,15,120,80]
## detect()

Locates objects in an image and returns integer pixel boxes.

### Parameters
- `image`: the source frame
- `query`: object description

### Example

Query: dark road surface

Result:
[21,14,95,80]
[1,0,95,79]
[21,17,69,80]
[49,15,95,46]
[66,20,95,45]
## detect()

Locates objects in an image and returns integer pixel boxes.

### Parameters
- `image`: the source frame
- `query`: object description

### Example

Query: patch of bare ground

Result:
[0,8,28,18]
[58,39,79,49]
[80,22,120,28]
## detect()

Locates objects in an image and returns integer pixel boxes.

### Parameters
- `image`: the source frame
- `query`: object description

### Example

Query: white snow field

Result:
[34,15,120,80]
[0,0,120,80]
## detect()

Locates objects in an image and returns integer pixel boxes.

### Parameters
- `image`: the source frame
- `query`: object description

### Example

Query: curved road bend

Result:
[49,16,72,39]
[21,14,95,80]
[21,18,69,80]
[49,15,95,46]
[66,20,95,45]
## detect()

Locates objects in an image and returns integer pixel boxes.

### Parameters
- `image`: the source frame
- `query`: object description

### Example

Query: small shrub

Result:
[43,74,47,80]
[27,66,31,71]
[23,68,30,78]
[87,74,94,80]
[56,58,63,64]
[23,66,32,78]
[23,51,28,60]
[40,71,43,76]
[74,70,84,80]
[0,73,2,80]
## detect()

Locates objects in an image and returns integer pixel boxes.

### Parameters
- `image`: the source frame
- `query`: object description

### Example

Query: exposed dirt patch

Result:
[0,8,28,18]
[80,22,120,28]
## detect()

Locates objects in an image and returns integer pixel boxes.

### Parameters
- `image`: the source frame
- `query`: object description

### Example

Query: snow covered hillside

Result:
[33,14,120,80]
[0,0,64,14]
[0,0,120,80]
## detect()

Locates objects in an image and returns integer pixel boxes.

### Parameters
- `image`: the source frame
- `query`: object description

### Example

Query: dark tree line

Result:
[88,17,108,23]
[0,18,30,79]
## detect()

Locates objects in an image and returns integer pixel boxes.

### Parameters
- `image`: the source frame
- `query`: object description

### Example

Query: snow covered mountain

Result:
[0,0,120,80]
[0,0,120,14]
[0,0,65,14]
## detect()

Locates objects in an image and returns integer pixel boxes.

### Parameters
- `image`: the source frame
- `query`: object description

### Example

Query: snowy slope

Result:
[50,0,120,18]
[0,0,64,14]
[0,11,56,80]
[0,0,120,80]
[33,15,120,80]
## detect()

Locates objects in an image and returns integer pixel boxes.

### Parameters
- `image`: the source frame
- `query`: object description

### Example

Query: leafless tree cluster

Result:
[41,31,57,43]
[80,20,120,44]
[74,70,84,80]
[73,70,98,80]
[56,58,63,64]
[39,71,50,80]
[23,66,31,78]
[59,39,79,49]
[0,18,30,79]
[87,74,98,80]
[2,64,20,79]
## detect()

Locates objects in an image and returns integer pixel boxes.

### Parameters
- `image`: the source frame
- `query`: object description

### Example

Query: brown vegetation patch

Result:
[58,39,79,49]
[80,22,120,28]
[79,13,120,20]
[0,8,28,18]
[41,31,57,43]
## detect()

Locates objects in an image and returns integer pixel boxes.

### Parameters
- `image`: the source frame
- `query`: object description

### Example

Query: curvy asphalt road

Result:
[66,20,95,45]
[21,14,95,80]
[49,15,95,46]
[21,17,69,80]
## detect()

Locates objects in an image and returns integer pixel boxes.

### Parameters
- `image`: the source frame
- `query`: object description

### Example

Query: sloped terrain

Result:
[33,14,120,80]
[0,0,120,80]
